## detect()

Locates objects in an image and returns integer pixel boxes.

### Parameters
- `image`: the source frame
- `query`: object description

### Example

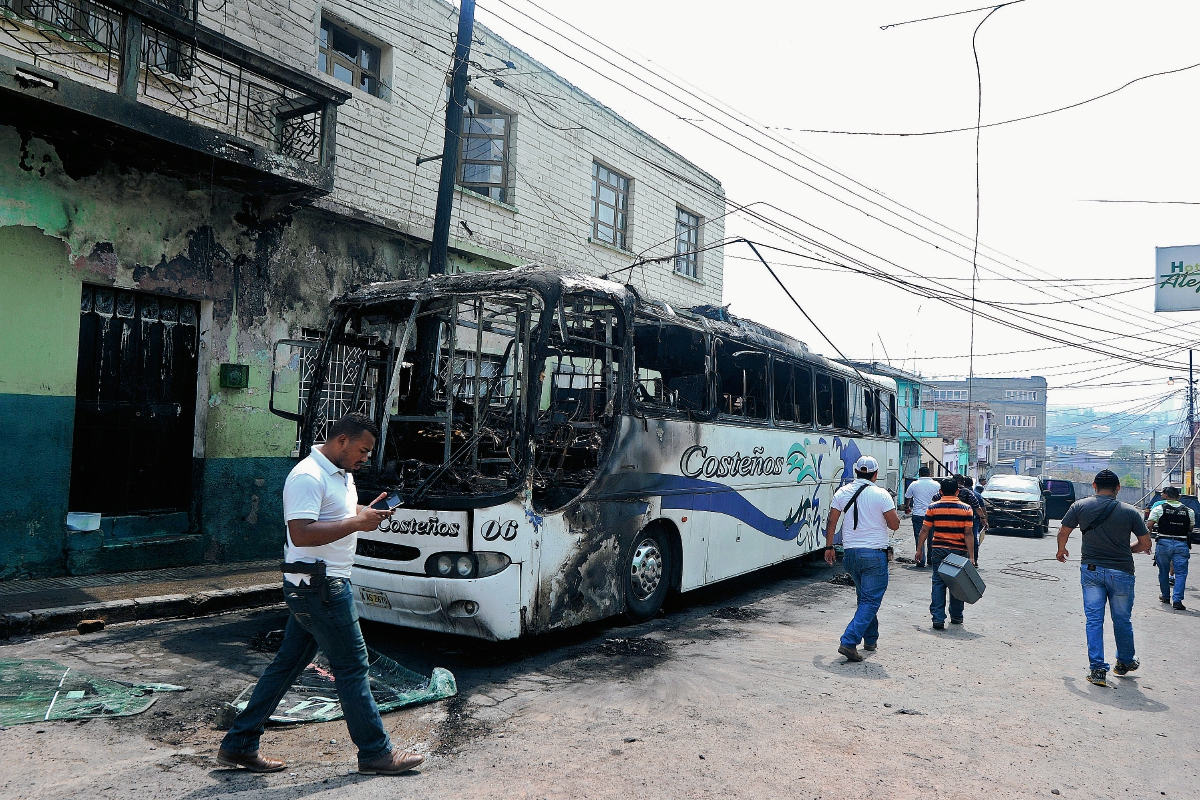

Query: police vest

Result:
[1158,504,1193,540]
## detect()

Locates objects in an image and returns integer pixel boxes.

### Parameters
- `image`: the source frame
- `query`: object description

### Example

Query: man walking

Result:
[825,455,901,662]
[903,467,940,567]
[1148,486,1193,610]
[1057,469,1151,688]
[916,478,976,629]
[935,475,989,562]
[216,413,425,775]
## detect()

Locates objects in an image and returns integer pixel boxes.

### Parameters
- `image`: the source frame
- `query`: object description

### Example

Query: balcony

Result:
[899,406,938,439]
[0,0,349,195]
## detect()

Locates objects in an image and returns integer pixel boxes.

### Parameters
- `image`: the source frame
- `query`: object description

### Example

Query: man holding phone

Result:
[216,413,424,776]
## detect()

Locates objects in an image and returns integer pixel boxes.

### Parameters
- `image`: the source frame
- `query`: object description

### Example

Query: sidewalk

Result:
[0,559,283,638]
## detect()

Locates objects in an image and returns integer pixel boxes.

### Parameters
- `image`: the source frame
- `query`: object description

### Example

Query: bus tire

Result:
[623,527,672,623]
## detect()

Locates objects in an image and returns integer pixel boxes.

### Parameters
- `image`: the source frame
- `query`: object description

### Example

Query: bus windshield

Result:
[295,282,627,509]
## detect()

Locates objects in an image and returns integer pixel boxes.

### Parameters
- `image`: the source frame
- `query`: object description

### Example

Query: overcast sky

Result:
[474,0,1200,419]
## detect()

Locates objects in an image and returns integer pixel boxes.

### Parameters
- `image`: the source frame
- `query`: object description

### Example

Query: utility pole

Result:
[428,0,476,276]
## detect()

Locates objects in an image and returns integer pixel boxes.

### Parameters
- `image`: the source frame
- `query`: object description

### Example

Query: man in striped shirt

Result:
[916,478,978,629]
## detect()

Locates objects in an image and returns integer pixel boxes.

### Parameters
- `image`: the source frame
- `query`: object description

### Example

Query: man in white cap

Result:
[825,455,901,661]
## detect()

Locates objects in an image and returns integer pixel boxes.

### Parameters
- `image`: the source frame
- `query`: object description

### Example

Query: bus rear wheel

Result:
[623,528,672,623]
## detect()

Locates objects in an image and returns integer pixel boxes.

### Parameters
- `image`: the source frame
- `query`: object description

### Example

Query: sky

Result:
[472,0,1200,420]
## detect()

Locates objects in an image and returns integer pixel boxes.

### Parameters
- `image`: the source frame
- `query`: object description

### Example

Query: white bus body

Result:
[274,268,899,640]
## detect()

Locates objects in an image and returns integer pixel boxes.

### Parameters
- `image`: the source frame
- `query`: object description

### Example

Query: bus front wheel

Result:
[623,528,672,623]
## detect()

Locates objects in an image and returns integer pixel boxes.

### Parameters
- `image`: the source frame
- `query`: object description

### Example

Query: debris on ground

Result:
[893,708,925,715]
[894,556,917,564]
[217,648,456,728]
[710,606,763,621]
[248,628,286,653]
[599,637,669,658]
[76,619,105,634]
[827,573,855,586]
[0,660,186,725]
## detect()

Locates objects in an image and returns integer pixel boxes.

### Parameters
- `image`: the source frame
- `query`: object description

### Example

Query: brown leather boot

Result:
[358,750,425,775]
[215,748,286,773]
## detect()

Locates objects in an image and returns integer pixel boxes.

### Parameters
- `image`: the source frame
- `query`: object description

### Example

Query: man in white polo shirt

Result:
[824,455,901,662]
[217,413,424,776]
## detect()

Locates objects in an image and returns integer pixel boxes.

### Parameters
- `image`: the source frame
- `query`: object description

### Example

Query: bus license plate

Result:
[359,588,391,609]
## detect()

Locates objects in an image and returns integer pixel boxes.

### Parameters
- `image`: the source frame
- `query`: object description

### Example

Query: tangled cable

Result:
[999,558,1062,582]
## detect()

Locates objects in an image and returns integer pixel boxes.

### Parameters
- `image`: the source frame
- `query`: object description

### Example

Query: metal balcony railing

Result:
[0,0,347,186]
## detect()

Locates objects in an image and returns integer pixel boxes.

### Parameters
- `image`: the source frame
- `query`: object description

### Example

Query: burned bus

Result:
[270,267,900,640]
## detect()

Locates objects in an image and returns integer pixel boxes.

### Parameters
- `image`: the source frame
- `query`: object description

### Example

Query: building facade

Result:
[926,377,1048,476]
[0,0,725,579]
[847,362,939,481]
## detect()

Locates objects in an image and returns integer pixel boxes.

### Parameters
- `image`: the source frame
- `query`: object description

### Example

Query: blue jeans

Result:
[930,548,966,624]
[911,516,929,564]
[841,548,889,648]
[221,578,393,762]
[1080,565,1136,672]
[1157,538,1190,603]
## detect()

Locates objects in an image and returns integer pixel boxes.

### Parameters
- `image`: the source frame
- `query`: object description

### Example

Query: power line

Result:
[880,1,1025,30]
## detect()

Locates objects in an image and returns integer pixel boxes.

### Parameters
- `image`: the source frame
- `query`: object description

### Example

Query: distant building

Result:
[926,376,1047,476]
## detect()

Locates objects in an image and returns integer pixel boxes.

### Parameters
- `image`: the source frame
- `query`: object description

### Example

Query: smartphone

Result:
[372,494,402,510]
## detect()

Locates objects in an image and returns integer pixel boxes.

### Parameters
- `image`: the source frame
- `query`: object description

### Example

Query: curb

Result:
[0,583,284,639]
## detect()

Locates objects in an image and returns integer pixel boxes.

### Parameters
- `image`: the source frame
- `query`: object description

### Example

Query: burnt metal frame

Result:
[0,0,349,193]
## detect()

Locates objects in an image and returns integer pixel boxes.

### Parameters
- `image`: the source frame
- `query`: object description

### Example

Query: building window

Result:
[1002,439,1037,453]
[319,18,383,97]
[460,96,510,202]
[1005,415,1038,427]
[592,162,630,250]
[675,207,700,278]
[1006,389,1038,401]
[931,389,968,401]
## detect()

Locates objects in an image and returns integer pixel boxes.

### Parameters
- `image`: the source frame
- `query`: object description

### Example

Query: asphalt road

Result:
[2,524,1198,800]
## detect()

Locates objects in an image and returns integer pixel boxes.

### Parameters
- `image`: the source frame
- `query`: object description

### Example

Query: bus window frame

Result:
[714,338,771,423]
[631,316,712,420]
[831,375,849,429]
[770,356,814,428]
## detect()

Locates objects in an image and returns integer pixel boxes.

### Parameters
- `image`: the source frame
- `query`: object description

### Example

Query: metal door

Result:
[69,287,200,515]
[1043,479,1075,521]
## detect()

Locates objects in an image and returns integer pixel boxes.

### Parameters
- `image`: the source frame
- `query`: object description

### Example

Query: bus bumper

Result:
[351,564,523,641]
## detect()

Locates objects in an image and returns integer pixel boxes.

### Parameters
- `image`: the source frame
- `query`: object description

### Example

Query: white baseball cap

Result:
[854,455,880,473]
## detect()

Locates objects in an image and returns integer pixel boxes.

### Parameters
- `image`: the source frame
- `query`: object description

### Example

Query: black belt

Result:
[283,560,330,601]
[1158,535,1190,541]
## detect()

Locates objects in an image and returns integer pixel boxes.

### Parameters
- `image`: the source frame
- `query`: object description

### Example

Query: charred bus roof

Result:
[331,266,893,391]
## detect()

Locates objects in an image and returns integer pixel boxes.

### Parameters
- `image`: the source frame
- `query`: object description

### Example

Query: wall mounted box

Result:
[219,363,250,389]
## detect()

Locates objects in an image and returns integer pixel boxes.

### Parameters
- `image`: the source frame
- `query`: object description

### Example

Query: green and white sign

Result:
[1155,245,1200,312]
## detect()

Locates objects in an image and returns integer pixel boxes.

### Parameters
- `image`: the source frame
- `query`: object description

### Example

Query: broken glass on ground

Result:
[0,659,186,725]
[220,648,456,726]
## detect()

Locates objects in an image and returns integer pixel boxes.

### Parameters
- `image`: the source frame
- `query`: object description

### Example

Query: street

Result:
[2,528,1196,800]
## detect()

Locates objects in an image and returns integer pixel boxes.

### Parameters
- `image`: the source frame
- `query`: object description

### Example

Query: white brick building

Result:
[201,0,726,307]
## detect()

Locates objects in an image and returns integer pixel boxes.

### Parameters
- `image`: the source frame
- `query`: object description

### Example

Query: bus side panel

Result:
[529,492,654,634]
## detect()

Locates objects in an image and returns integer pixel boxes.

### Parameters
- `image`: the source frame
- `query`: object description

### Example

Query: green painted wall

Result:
[199,456,295,562]
[0,226,79,397]
[0,393,74,579]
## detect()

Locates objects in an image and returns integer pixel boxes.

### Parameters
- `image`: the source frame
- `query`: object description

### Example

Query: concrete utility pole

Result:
[428,0,476,276]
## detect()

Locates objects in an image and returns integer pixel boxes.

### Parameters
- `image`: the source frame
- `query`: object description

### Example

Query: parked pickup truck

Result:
[981,475,1074,537]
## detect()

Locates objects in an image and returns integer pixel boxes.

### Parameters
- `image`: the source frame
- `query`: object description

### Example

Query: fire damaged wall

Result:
[0,124,424,579]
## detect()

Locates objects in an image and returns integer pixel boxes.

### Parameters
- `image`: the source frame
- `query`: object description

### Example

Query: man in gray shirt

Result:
[1056,469,1151,688]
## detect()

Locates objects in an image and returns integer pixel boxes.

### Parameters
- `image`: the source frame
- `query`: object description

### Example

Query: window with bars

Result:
[1002,439,1038,453]
[319,18,383,97]
[591,162,630,249]
[1005,389,1038,401]
[675,207,700,278]
[931,389,968,401]
[460,96,510,202]
[1005,414,1038,427]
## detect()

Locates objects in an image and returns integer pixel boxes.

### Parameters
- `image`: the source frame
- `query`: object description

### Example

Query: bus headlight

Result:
[474,552,511,577]
[424,552,512,579]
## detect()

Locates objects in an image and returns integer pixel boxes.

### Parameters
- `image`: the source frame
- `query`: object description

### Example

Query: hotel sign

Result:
[1156,245,1200,312]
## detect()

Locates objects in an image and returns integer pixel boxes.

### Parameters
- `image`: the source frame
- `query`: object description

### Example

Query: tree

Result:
[1120,473,1142,488]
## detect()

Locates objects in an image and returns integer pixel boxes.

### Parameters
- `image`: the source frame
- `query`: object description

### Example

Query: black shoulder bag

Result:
[1080,498,1119,536]
[843,484,870,530]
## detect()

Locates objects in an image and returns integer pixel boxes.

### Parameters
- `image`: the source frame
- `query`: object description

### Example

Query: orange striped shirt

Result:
[924,499,973,552]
